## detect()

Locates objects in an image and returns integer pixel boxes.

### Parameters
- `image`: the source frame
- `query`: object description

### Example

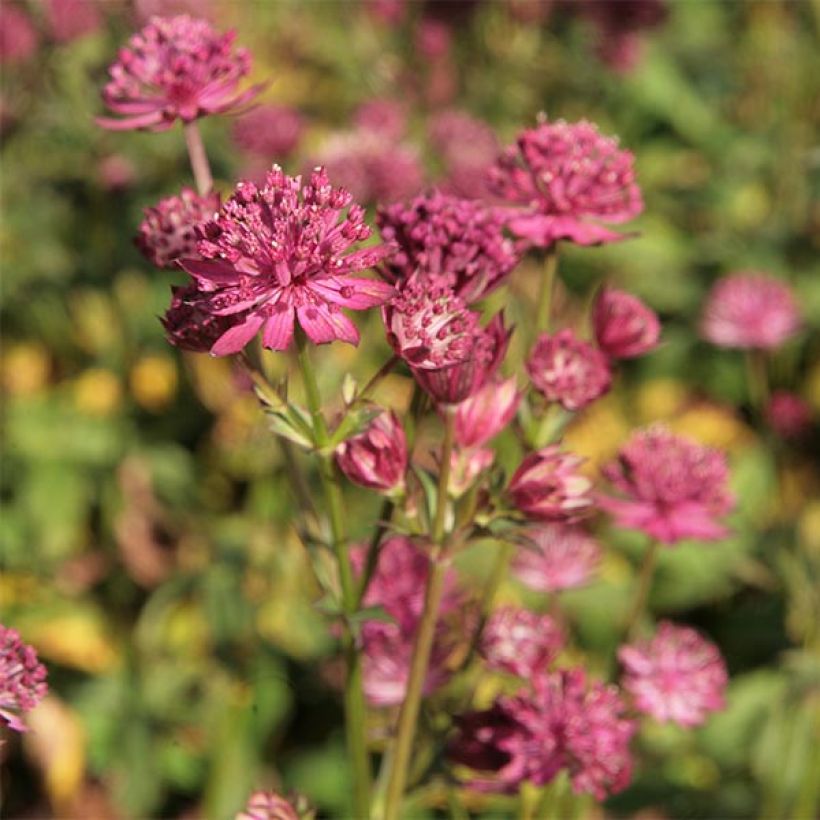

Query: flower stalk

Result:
[183,121,213,195]
[624,539,661,638]
[534,245,559,334]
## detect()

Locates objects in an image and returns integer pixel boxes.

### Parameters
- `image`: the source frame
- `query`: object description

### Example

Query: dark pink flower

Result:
[135,187,220,269]
[513,524,602,592]
[161,284,243,353]
[414,17,452,60]
[0,4,38,64]
[179,167,392,356]
[455,376,521,449]
[45,0,102,43]
[0,624,48,733]
[599,426,734,544]
[364,0,407,26]
[98,15,262,131]
[232,105,304,159]
[766,391,813,439]
[480,608,564,678]
[449,668,635,798]
[377,190,520,304]
[508,447,594,523]
[235,790,300,820]
[354,98,407,140]
[619,620,727,727]
[527,329,612,411]
[700,272,800,351]
[489,118,643,247]
[592,287,660,359]
[336,410,407,493]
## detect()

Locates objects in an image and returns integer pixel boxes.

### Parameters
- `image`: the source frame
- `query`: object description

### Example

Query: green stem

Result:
[382,408,457,820]
[534,245,559,336]
[294,330,372,818]
[183,121,213,195]
[745,349,770,415]
[358,497,395,607]
[624,539,661,638]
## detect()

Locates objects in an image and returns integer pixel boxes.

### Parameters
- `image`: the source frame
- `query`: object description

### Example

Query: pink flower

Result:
[45,0,102,43]
[700,272,800,351]
[161,284,243,353]
[766,391,813,439]
[0,624,48,733]
[619,620,727,727]
[235,791,300,820]
[489,118,643,247]
[377,190,520,304]
[592,287,661,359]
[135,187,220,269]
[98,15,262,131]
[98,154,136,191]
[178,167,393,356]
[0,4,38,64]
[449,447,495,497]
[480,608,564,678]
[232,105,304,159]
[354,98,407,140]
[449,668,635,798]
[336,410,407,493]
[526,329,612,411]
[513,524,602,592]
[599,426,734,544]
[508,447,594,523]
[455,376,521,448]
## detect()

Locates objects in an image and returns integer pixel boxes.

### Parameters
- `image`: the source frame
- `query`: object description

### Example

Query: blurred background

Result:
[1,1,819,817]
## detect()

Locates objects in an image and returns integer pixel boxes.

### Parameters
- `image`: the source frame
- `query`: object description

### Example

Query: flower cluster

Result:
[513,524,602,593]
[0,624,48,733]
[480,607,564,678]
[490,117,643,247]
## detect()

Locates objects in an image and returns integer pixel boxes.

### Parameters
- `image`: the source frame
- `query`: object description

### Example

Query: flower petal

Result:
[310,276,395,309]
[262,306,295,351]
[210,313,264,356]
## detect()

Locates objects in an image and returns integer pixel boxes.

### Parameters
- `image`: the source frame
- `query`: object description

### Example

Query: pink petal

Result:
[95,111,165,131]
[210,313,264,356]
[262,307,295,351]
[179,258,239,284]
[296,304,337,344]
[310,276,395,309]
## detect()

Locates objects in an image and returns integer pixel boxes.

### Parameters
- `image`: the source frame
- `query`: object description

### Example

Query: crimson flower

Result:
[335,410,407,494]
[0,624,48,733]
[592,287,661,359]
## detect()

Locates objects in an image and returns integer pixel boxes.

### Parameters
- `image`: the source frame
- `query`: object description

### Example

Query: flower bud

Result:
[592,287,660,359]
[455,376,521,449]
[335,410,407,493]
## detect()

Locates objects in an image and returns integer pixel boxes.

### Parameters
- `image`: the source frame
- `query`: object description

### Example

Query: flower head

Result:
[236,790,312,820]
[489,117,643,247]
[513,524,602,592]
[766,391,813,440]
[700,272,800,350]
[527,329,612,411]
[98,15,261,131]
[232,105,304,159]
[619,621,727,727]
[45,0,102,43]
[377,191,520,304]
[354,98,407,140]
[508,446,594,523]
[178,167,392,356]
[455,376,521,449]
[593,287,661,359]
[135,187,220,269]
[0,625,48,733]
[0,4,38,64]
[599,426,734,544]
[480,608,564,678]
[336,410,407,493]
[161,284,242,353]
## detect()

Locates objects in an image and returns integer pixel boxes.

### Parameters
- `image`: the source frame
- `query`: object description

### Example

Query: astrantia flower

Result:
[232,105,304,159]
[98,15,262,131]
[527,329,612,411]
[0,624,48,733]
[161,284,243,353]
[45,0,102,43]
[592,287,661,359]
[700,272,800,351]
[619,620,727,727]
[513,524,602,592]
[599,426,734,544]
[354,98,407,140]
[489,118,643,247]
[449,668,635,799]
[449,447,495,497]
[766,391,813,439]
[377,191,520,303]
[508,447,594,523]
[135,187,220,269]
[236,790,309,820]
[455,376,521,449]
[335,410,407,493]
[0,4,38,64]
[179,167,393,356]
[480,608,564,678]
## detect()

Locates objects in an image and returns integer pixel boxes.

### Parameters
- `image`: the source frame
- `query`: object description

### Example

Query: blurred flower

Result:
[162,284,242,353]
[232,105,304,159]
[508,446,594,522]
[0,3,38,64]
[0,624,48,732]
[336,410,407,493]
[490,117,643,247]
[480,607,564,678]
[179,167,392,355]
[354,98,407,140]
[513,524,602,592]
[98,154,136,191]
[619,620,727,727]
[72,368,122,416]
[766,391,813,439]
[236,790,314,820]
[1,342,50,396]
[592,287,661,359]
[455,376,521,448]
[134,0,214,23]
[130,355,178,411]
[377,190,520,303]
[527,329,612,411]
[135,187,220,269]
[98,15,262,131]
[449,668,635,798]
[700,272,800,350]
[414,17,451,60]
[364,0,407,26]
[599,426,734,544]
[45,0,102,43]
